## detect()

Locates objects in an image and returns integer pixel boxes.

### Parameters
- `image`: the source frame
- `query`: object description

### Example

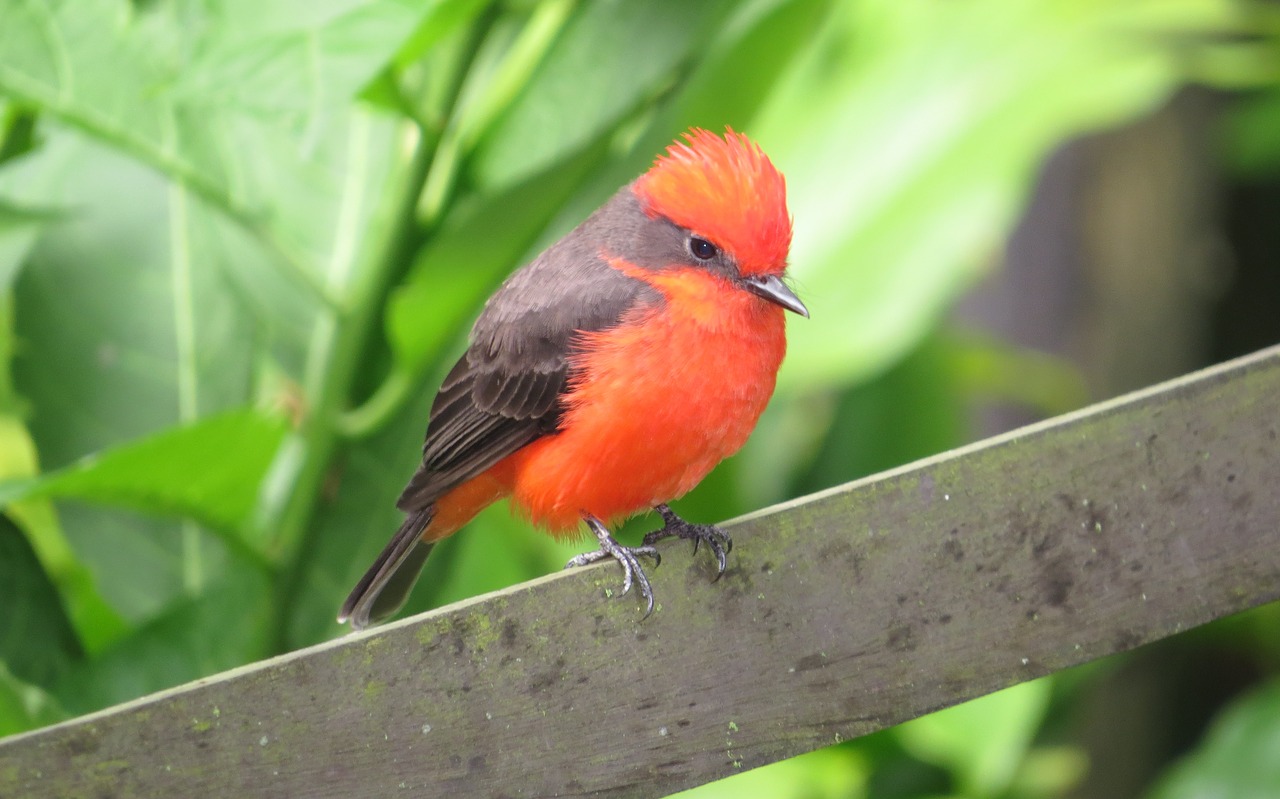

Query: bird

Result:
[339,127,806,630]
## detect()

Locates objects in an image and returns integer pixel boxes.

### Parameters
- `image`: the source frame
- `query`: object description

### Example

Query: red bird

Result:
[340,128,806,629]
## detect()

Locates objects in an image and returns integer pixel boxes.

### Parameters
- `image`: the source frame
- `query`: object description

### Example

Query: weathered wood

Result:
[2,345,1278,798]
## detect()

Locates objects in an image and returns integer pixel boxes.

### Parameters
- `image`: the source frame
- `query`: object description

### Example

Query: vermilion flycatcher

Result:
[340,128,806,629]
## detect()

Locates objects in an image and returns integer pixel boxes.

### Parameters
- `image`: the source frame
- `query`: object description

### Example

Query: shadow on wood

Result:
[2,345,1278,798]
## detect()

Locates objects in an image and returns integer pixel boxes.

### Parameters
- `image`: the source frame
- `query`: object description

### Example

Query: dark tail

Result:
[338,507,436,630]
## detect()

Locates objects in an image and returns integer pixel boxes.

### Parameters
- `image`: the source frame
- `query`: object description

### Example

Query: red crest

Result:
[634,128,792,276]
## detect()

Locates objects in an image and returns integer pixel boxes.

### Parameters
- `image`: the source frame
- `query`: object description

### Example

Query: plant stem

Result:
[268,9,500,652]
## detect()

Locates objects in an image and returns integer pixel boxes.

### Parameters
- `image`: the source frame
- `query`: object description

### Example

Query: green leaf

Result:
[0,0,432,303]
[0,514,83,689]
[671,746,868,799]
[172,0,438,115]
[53,565,272,715]
[894,678,1052,796]
[1223,88,1280,178]
[1149,678,1280,799]
[0,661,67,739]
[0,408,288,542]
[468,0,734,190]
[754,0,1250,393]
[0,197,59,294]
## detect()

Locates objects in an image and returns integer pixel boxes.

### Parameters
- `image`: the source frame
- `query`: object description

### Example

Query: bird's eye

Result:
[689,237,718,261]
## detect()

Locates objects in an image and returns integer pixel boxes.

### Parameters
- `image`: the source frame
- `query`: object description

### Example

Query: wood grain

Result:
[2,345,1278,798]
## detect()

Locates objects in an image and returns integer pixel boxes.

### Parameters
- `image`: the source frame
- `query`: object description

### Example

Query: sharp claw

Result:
[568,518,661,616]
[641,507,733,582]
[619,558,634,596]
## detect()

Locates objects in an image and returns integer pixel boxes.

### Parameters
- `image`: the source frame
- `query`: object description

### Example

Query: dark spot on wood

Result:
[795,653,827,672]
[63,729,99,757]
[1032,529,1059,559]
[818,540,851,559]
[501,619,518,648]
[887,625,917,652]
[1039,555,1074,608]
[527,657,566,694]
[1114,629,1144,651]
[1043,573,1073,607]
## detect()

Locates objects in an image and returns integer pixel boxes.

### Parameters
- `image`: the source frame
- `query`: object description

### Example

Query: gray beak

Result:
[743,274,809,318]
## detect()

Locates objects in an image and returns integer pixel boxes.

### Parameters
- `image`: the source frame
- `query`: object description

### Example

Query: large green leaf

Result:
[0,514,83,690]
[0,408,288,542]
[0,0,418,625]
[755,0,1249,392]
[468,0,735,190]
[0,0,436,292]
[0,197,61,293]
[0,662,66,739]
[53,564,272,715]
[895,679,1053,796]
[1149,678,1280,799]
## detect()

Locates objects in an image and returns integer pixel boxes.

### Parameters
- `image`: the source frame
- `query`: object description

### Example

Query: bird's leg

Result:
[642,504,733,579]
[565,516,661,618]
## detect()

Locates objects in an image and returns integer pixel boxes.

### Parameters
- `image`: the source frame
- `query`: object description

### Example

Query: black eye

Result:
[689,237,718,261]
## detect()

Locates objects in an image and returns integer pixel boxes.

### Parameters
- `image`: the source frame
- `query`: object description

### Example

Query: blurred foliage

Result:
[1,0,1278,796]
[1149,678,1280,799]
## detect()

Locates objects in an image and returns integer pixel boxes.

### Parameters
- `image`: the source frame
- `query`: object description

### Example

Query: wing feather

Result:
[395,190,663,514]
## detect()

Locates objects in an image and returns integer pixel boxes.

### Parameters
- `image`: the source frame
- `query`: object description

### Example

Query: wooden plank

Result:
[2,345,1278,798]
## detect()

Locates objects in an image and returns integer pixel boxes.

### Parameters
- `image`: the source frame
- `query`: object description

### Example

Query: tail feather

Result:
[339,508,435,630]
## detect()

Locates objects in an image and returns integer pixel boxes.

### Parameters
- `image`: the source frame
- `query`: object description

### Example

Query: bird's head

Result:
[632,128,804,317]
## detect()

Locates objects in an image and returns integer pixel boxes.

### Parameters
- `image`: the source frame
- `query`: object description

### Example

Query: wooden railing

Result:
[2,344,1277,798]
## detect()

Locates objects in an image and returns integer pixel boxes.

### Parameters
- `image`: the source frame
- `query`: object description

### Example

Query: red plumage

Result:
[340,128,806,629]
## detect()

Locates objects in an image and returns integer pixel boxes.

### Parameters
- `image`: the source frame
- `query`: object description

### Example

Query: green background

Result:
[2,0,1279,795]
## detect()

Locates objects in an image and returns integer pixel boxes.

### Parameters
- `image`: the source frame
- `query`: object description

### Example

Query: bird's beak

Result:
[743,274,809,318]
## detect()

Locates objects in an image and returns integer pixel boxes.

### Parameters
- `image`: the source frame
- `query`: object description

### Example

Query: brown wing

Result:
[395,192,663,512]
